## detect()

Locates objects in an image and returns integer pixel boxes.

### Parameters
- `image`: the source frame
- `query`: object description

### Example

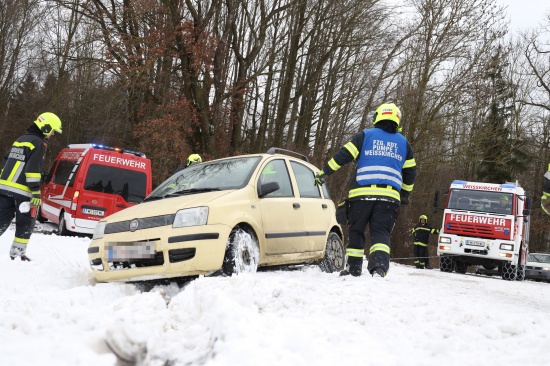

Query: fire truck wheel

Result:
[501,262,517,281]
[516,265,525,281]
[58,213,70,236]
[454,260,468,274]
[439,256,454,272]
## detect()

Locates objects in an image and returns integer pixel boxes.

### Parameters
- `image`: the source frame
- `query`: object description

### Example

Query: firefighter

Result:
[315,103,417,277]
[0,112,62,260]
[411,215,439,269]
[499,195,511,214]
[541,163,550,215]
[173,153,202,174]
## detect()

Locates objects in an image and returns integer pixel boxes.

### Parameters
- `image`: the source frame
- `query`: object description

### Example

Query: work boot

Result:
[371,267,385,278]
[9,243,29,261]
[340,257,362,277]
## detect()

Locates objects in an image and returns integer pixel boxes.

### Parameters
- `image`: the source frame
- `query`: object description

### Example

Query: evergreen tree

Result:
[476,46,528,183]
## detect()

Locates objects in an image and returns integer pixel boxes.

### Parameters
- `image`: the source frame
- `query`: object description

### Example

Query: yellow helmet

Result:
[35,112,62,134]
[419,215,428,222]
[373,103,401,127]
[186,153,202,166]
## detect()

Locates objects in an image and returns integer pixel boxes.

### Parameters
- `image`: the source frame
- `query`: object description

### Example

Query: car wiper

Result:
[168,188,221,196]
[142,196,165,202]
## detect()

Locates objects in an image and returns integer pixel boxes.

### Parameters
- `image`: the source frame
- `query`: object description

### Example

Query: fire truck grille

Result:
[445,223,495,239]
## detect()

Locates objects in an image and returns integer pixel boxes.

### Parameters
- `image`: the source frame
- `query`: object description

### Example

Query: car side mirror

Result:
[258,182,280,198]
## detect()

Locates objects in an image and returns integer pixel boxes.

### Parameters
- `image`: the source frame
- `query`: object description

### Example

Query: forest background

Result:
[2,0,550,261]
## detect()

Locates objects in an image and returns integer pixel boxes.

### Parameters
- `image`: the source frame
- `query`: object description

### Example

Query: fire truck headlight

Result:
[173,207,209,228]
[499,243,514,251]
[93,221,107,240]
[439,236,451,244]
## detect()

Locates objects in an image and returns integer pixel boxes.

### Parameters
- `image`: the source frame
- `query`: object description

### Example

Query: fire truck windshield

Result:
[447,189,513,215]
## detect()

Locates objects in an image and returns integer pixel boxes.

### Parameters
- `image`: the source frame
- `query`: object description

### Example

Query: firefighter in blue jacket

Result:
[412,215,439,269]
[0,112,62,260]
[315,103,417,277]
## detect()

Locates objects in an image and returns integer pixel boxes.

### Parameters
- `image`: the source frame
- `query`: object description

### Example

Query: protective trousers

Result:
[0,193,36,257]
[347,199,399,275]
[413,244,429,268]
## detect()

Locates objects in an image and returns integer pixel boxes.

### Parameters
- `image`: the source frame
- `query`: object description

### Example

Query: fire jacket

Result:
[0,129,47,199]
[412,224,439,247]
[321,123,416,203]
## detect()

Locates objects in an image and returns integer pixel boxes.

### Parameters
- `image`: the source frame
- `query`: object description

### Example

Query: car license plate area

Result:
[466,239,485,247]
[107,242,156,261]
[82,206,105,217]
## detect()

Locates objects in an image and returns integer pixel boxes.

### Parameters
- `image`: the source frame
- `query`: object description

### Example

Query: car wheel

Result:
[222,227,260,276]
[501,262,517,281]
[439,255,454,272]
[58,213,70,236]
[319,232,345,273]
[454,260,468,274]
[36,206,46,223]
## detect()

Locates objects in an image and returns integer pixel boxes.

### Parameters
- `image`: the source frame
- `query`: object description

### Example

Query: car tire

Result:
[439,255,454,272]
[35,206,46,223]
[58,213,70,236]
[501,262,517,281]
[516,264,525,281]
[319,232,345,273]
[454,260,468,274]
[222,227,260,276]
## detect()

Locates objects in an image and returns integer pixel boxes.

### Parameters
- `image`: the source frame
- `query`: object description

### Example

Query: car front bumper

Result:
[525,268,550,282]
[88,223,232,282]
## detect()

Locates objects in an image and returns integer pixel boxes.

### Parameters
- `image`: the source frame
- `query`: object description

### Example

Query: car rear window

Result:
[83,164,147,203]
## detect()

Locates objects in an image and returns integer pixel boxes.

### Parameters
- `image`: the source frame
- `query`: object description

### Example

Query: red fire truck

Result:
[39,144,152,236]
[436,180,531,281]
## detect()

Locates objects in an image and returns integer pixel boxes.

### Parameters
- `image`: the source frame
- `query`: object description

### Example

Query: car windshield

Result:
[146,156,261,200]
[528,254,550,263]
[447,189,513,215]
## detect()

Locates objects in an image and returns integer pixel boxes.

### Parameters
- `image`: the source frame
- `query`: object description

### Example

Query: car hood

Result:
[526,261,550,268]
[104,189,236,222]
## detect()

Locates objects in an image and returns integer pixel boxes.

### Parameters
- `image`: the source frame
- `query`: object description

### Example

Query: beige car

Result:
[88,148,345,282]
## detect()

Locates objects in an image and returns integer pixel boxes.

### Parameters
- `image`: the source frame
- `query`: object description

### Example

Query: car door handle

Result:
[293,203,300,209]
[322,204,328,209]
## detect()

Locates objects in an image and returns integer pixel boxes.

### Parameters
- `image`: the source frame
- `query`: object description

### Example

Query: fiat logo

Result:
[92,199,97,205]
[129,219,139,232]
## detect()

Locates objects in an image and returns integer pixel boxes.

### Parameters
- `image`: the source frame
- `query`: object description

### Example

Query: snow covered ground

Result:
[1,223,549,366]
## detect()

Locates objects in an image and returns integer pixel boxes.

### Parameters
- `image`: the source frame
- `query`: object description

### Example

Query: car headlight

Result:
[173,207,209,228]
[439,236,451,244]
[499,243,514,251]
[93,221,107,240]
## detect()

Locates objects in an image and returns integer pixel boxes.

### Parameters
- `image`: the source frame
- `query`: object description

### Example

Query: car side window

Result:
[258,159,293,197]
[44,160,59,184]
[52,160,78,187]
[290,161,321,198]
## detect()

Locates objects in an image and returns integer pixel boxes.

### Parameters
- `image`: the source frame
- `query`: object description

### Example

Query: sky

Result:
[496,0,549,32]
[1,223,549,366]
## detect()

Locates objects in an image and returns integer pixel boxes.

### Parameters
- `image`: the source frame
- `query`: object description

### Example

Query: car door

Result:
[257,159,306,255]
[289,161,330,252]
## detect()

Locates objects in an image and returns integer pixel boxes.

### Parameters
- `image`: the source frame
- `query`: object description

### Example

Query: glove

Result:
[542,193,550,215]
[400,190,410,206]
[314,171,326,186]
[30,191,41,207]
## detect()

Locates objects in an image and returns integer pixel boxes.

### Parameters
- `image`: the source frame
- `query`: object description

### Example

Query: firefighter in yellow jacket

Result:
[0,112,62,260]
[411,215,439,269]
